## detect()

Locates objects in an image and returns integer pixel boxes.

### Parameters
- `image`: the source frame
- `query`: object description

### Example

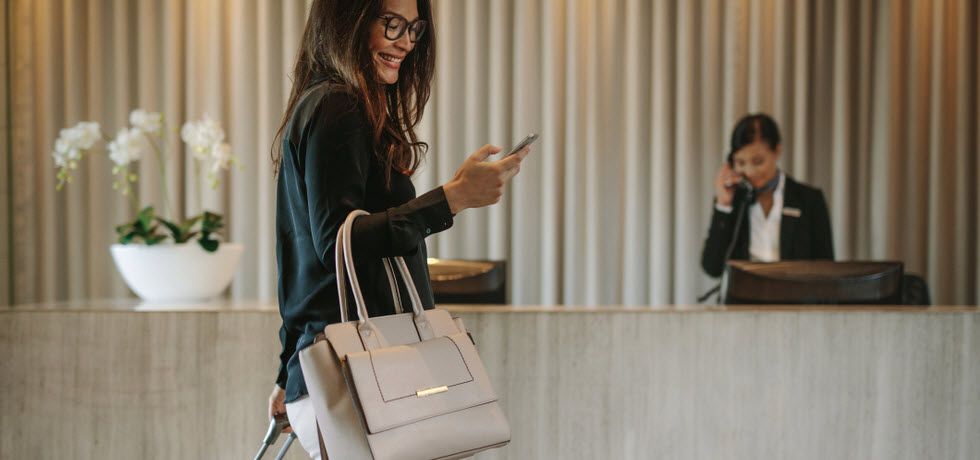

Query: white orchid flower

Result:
[208,142,234,175]
[52,147,81,168]
[52,148,80,167]
[108,127,150,167]
[52,137,77,167]
[129,110,164,135]
[181,114,226,161]
[69,122,101,149]
[52,121,102,168]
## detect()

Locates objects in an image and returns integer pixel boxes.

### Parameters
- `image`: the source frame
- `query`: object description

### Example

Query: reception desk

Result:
[1,301,977,459]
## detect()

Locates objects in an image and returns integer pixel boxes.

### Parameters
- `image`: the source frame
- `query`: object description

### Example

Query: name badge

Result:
[782,207,802,218]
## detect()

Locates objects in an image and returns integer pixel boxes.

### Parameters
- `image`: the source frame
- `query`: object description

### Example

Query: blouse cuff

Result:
[413,186,455,236]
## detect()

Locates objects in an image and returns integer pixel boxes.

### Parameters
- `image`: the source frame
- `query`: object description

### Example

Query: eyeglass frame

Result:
[376,14,428,43]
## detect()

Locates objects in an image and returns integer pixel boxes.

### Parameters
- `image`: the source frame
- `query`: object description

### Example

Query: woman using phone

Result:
[700,113,834,278]
[267,0,530,457]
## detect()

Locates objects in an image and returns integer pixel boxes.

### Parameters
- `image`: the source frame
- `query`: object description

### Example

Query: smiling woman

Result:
[370,0,429,84]
[267,0,531,457]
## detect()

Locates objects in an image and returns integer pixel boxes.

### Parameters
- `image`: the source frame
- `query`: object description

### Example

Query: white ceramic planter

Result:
[110,242,244,302]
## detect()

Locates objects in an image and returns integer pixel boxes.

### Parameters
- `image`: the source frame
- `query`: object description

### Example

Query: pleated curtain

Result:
[3,0,978,306]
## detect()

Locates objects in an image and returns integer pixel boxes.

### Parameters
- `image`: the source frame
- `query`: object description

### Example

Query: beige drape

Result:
[4,0,977,306]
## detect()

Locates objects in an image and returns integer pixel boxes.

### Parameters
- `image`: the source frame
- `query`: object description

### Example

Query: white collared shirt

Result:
[747,172,785,262]
[713,172,786,262]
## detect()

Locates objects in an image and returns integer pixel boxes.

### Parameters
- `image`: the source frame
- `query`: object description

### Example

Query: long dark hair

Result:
[271,0,435,184]
[728,113,781,163]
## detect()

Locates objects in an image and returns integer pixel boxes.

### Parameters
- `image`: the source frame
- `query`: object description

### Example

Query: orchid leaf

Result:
[200,211,224,233]
[195,211,225,252]
[158,215,205,243]
[115,209,167,245]
[118,231,136,245]
[198,236,219,252]
[180,215,202,233]
[157,218,181,237]
[137,206,155,230]
[145,235,167,245]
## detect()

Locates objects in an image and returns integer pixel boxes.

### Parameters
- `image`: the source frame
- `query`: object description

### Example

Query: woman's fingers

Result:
[445,144,530,213]
[500,165,520,183]
[718,165,739,188]
[723,173,737,187]
[470,144,502,162]
[729,172,742,187]
[511,145,531,161]
[497,147,530,182]
[269,385,286,419]
[714,163,738,206]
[499,146,529,169]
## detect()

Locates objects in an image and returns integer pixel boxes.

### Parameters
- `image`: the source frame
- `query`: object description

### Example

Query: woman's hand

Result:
[268,384,293,434]
[714,162,740,207]
[443,144,530,214]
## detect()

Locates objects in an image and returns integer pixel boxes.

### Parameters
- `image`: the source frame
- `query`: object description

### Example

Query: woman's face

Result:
[368,0,419,84]
[731,140,781,189]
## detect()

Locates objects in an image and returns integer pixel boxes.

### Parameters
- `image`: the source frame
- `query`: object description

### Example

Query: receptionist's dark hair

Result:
[728,113,781,163]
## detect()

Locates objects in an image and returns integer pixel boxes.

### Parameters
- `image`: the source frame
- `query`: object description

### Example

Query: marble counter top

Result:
[4,298,977,312]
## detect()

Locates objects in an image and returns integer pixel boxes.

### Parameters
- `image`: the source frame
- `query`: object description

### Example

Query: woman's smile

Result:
[378,52,404,69]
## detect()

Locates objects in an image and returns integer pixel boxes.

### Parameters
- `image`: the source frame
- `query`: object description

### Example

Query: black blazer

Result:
[275,81,454,403]
[700,175,835,278]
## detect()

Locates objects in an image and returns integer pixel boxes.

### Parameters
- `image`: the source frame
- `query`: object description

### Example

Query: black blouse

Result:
[275,81,454,403]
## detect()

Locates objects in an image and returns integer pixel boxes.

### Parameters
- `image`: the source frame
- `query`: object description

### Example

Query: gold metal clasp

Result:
[416,386,448,398]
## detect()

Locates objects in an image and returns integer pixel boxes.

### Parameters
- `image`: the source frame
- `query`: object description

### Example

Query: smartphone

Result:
[505,133,539,157]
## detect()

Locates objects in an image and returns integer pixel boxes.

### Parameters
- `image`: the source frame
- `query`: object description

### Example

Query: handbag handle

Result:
[334,210,425,324]
[382,258,404,315]
[334,212,405,322]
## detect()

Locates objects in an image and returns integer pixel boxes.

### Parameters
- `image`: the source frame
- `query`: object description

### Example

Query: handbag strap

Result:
[334,212,404,322]
[382,258,404,315]
[335,210,424,324]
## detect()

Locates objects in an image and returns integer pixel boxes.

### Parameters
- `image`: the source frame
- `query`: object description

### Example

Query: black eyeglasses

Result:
[377,14,427,43]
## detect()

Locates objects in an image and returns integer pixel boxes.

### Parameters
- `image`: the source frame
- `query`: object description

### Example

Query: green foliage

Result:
[197,212,224,252]
[115,206,168,245]
[156,215,202,244]
[116,207,225,251]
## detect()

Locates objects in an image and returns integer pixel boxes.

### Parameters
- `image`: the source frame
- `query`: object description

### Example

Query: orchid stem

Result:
[146,132,176,220]
[195,161,203,214]
[126,171,140,213]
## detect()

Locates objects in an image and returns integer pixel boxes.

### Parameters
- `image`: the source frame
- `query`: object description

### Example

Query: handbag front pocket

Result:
[346,332,499,434]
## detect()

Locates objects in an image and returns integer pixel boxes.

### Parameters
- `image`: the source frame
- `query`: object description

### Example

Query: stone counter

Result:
[1,301,977,459]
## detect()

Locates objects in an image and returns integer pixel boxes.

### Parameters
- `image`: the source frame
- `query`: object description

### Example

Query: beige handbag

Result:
[298,210,511,460]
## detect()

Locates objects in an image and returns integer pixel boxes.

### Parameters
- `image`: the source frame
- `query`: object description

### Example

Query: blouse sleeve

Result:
[301,94,454,269]
[701,203,738,278]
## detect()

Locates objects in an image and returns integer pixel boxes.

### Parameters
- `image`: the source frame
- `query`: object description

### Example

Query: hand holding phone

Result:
[444,135,539,214]
[505,133,539,157]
